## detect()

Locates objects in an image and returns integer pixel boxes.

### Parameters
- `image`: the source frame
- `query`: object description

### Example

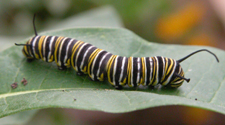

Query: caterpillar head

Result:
[15,41,34,60]
[167,49,219,88]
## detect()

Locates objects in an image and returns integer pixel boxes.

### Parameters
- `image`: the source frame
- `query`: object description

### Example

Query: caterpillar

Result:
[15,15,219,90]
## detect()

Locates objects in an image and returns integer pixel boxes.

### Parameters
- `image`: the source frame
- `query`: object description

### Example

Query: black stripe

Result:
[145,57,150,85]
[151,57,157,86]
[132,57,138,87]
[56,37,65,65]
[30,36,38,58]
[71,41,85,69]
[44,36,51,62]
[101,53,113,80]
[59,38,71,67]
[162,58,174,84]
[22,48,29,57]
[76,43,92,73]
[81,46,97,72]
[92,51,108,81]
[35,36,41,59]
[114,56,123,86]
[156,56,163,84]
[50,36,58,61]
[40,36,46,60]
[139,57,143,85]
[109,56,116,84]
[161,58,170,84]
[168,61,179,84]
[122,57,128,83]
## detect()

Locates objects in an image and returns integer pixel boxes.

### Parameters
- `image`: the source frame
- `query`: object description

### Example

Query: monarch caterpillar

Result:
[15,15,219,90]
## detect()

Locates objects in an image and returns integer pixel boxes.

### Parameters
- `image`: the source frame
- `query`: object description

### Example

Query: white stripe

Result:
[119,57,126,85]
[112,56,118,85]
[96,52,110,80]
[58,37,67,66]
[165,59,177,85]
[32,36,40,58]
[63,39,74,64]
[48,36,55,61]
[80,46,94,72]
[75,43,87,70]
[149,57,153,85]
[161,56,165,82]
[153,56,159,85]
[131,57,133,86]
[173,66,183,84]
[136,58,140,84]
[91,50,103,79]
[144,57,147,85]
[174,79,183,84]
[42,36,49,61]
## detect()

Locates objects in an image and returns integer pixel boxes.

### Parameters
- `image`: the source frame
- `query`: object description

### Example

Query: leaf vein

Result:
[209,75,225,103]
[185,60,214,97]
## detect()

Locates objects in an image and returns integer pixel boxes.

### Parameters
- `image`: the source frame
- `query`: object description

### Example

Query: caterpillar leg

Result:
[76,72,84,76]
[115,85,123,90]
[148,85,155,90]
[58,66,67,70]
[27,59,34,62]
[88,77,101,81]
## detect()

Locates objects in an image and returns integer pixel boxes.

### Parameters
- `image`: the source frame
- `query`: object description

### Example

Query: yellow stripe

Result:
[152,57,159,86]
[54,37,64,65]
[167,59,174,75]
[162,58,174,85]
[150,57,155,85]
[24,39,31,56]
[99,73,104,81]
[141,57,146,85]
[72,41,84,53]
[139,57,145,85]
[127,57,132,87]
[107,55,116,85]
[49,55,54,62]
[71,41,84,69]
[160,58,168,83]
[66,59,71,67]
[171,84,182,88]
[122,77,127,84]
[38,36,46,61]
[87,48,102,77]
[173,67,184,82]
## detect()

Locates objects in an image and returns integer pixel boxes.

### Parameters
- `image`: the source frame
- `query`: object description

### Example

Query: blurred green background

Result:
[0,0,225,124]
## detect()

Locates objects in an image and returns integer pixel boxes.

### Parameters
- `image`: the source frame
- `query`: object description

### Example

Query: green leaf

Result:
[44,5,123,31]
[0,110,38,124]
[0,28,224,118]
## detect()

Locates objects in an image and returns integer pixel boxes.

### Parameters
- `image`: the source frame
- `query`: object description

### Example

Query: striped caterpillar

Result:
[15,15,219,90]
